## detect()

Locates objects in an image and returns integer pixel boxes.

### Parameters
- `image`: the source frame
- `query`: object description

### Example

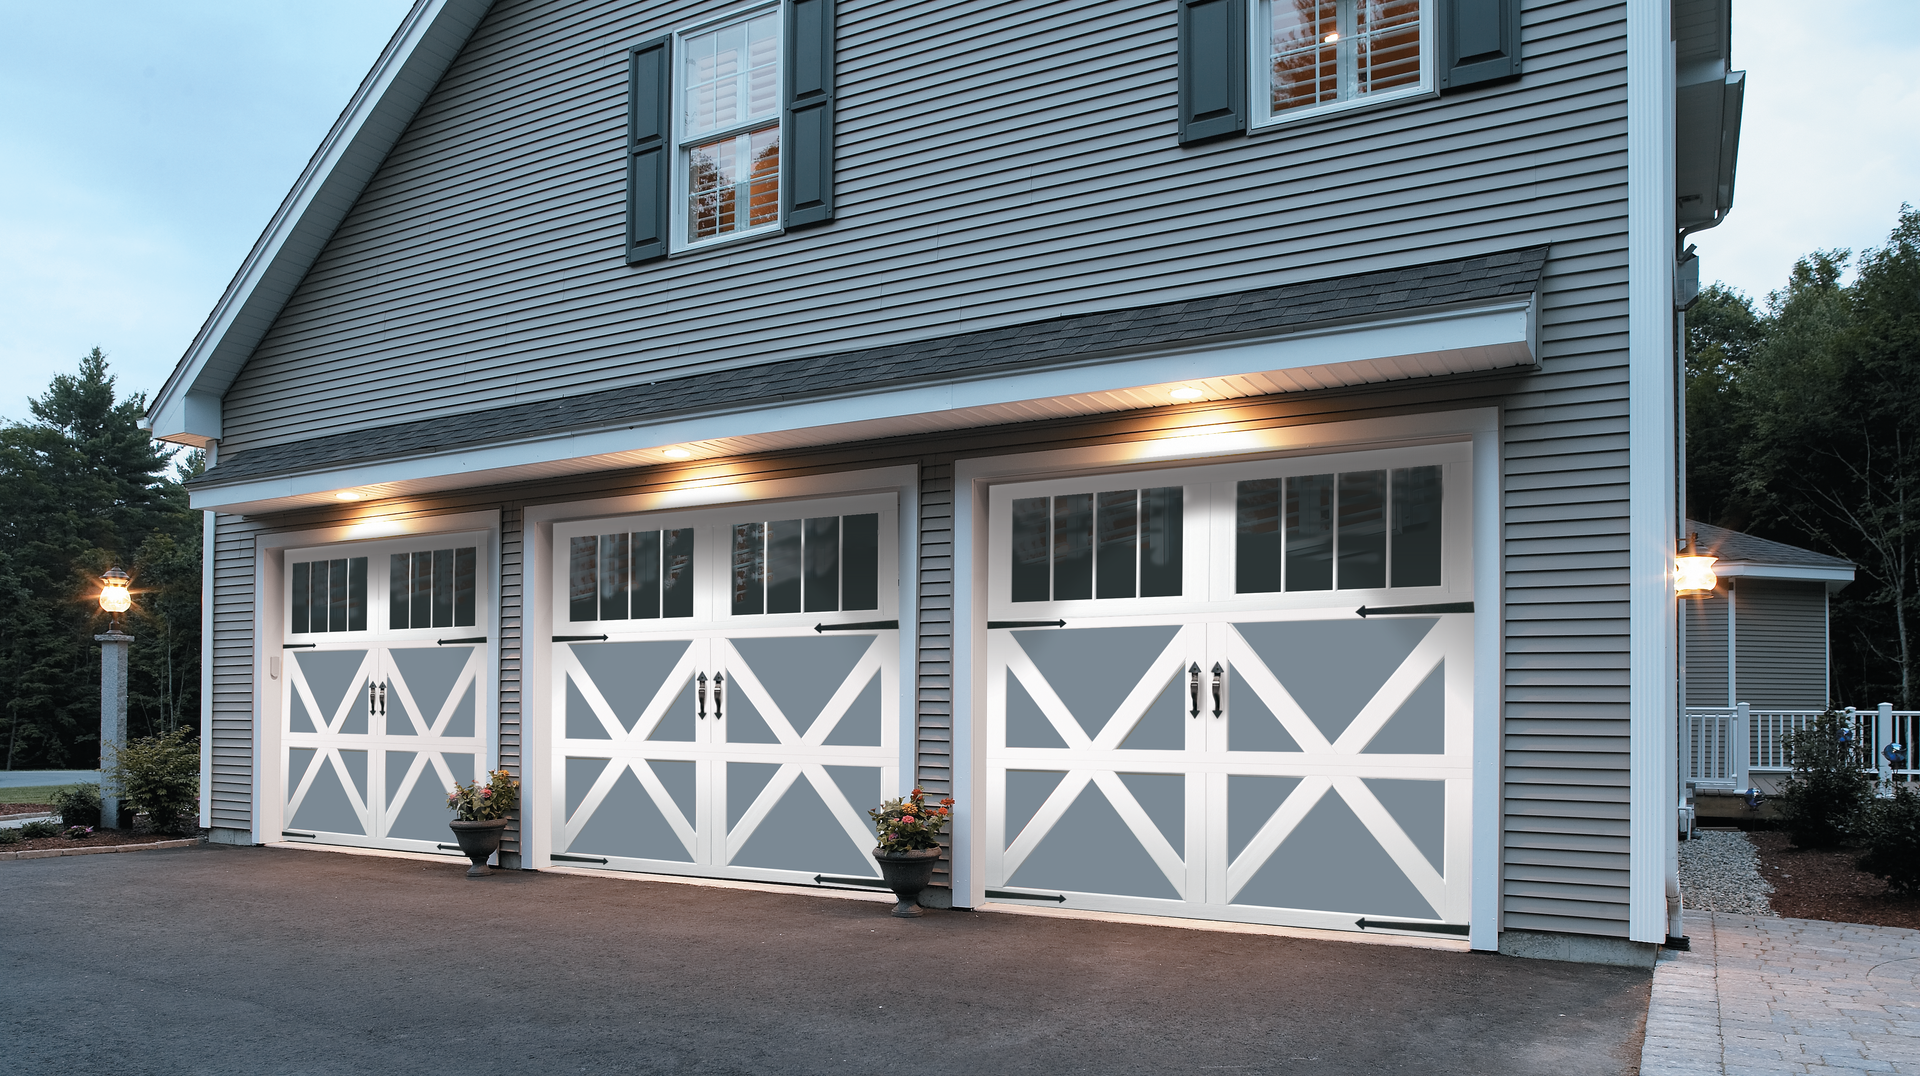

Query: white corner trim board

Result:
[1625,0,1679,946]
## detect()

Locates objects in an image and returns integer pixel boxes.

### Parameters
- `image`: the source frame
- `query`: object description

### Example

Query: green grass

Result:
[1,784,91,807]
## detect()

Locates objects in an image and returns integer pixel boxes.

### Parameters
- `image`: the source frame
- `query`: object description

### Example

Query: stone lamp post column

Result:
[96,567,133,829]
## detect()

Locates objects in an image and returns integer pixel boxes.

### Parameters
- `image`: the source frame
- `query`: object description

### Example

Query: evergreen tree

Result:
[1728,209,1920,707]
[0,349,199,768]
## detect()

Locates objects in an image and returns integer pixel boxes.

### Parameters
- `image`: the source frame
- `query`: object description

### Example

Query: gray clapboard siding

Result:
[221,0,1629,456]
[1733,580,1828,710]
[1685,592,1730,708]
[916,462,955,886]
[498,505,524,860]
[211,512,265,835]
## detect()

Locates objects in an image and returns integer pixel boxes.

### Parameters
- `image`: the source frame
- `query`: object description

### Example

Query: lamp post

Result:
[96,567,133,829]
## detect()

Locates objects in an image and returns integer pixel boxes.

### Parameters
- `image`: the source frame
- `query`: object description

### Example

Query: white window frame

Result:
[1247,0,1436,131]
[670,1,786,254]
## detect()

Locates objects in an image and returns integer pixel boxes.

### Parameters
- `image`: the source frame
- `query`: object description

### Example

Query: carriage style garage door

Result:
[281,534,491,853]
[549,494,899,886]
[985,445,1475,934]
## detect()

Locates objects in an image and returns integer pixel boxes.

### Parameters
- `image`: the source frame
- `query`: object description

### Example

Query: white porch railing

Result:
[1683,703,1920,789]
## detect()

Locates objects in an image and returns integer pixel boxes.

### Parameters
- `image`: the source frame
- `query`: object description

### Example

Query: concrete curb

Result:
[1,837,203,862]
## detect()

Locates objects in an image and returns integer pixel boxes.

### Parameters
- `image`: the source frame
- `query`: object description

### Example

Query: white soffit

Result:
[191,299,1535,514]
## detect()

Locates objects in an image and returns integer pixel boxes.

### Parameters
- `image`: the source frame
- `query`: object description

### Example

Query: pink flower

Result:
[901,814,916,823]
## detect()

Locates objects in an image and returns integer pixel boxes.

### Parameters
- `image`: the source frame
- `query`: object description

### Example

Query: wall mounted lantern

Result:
[1674,533,1717,595]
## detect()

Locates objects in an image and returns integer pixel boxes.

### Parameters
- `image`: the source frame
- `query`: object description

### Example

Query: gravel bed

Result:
[1679,829,1776,916]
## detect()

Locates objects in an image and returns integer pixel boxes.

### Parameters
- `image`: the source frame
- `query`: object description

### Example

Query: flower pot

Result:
[448,818,510,878]
[872,846,942,917]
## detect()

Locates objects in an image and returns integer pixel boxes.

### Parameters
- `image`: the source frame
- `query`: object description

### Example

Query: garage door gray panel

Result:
[1232,620,1435,742]
[1015,626,1179,739]
[1234,790,1437,919]
[1360,665,1445,755]
[1008,781,1178,900]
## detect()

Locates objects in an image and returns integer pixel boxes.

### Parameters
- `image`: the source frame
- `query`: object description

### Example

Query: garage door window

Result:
[569,530,697,623]
[1235,466,1440,594]
[1011,487,1183,603]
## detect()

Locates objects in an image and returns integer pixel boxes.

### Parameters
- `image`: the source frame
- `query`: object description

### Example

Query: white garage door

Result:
[549,494,900,886]
[985,445,1474,936]
[280,534,491,854]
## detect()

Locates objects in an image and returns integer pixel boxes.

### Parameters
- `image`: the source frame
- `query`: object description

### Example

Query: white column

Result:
[97,630,134,828]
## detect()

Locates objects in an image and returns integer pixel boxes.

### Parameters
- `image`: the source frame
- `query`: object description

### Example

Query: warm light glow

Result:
[99,567,131,614]
[1169,387,1206,400]
[334,490,366,502]
[662,447,694,459]
[344,516,406,539]
[1324,32,1339,42]
[1675,554,1718,595]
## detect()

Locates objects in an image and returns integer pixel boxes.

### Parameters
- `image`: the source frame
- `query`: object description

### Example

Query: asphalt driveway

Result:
[3,844,1650,1075]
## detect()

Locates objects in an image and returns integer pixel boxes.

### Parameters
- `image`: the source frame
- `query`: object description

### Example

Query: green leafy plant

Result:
[869,787,954,854]
[19,819,61,839]
[63,825,95,840]
[0,828,19,845]
[446,770,519,822]
[50,783,102,827]
[1857,783,1920,896]
[107,727,200,834]
[1777,710,1873,849]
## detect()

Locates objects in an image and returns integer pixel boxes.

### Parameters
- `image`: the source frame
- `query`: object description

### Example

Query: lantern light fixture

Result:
[1675,532,1718,595]
[98,566,132,627]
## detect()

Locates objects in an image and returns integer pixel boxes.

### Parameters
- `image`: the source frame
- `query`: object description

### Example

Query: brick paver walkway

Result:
[1642,912,1920,1074]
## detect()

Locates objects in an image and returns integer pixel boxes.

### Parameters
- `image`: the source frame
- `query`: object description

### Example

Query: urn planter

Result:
[872,846,942,917]
[448,818,509,877]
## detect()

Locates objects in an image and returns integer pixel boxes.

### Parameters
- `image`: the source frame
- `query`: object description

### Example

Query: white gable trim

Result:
[147,0,496,447]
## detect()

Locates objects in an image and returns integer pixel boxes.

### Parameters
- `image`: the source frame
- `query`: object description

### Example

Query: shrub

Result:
[1858,783,1920,896]
[20,819,62,839]
[1777,709,1873,848]
[0,828,19,845]
[108,727,200,834]
[63,825,95,840]
[50,783,102,827]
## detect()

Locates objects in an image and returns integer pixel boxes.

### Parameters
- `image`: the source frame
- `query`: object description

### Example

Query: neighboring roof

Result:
[146,0,496,448]
[1686,519,1855,590]
[192,246,1549,488]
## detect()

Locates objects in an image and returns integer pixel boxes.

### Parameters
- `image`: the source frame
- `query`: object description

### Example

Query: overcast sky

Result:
[1,1,1916,420]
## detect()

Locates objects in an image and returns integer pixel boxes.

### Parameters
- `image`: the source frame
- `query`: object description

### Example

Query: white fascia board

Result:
[189,299,1535,513]
[147,0,495,447]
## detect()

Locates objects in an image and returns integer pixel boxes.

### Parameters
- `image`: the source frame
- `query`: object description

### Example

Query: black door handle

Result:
[697,672,708,719]
[1211,662,1224,718]
[1188,662,1201,718]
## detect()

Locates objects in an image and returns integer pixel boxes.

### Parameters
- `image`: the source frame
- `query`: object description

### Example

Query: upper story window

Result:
[678,9,782,246]
[626,1,836,264]
[1254,0,1427,127]
[1175,0,1517,145]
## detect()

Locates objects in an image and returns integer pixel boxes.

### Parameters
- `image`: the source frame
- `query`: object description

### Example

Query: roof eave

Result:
[146,0,496,446]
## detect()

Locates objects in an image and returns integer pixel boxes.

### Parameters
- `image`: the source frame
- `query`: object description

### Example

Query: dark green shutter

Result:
[1438,0,1521,92]
[1177,0,1246,144]
[783,0,835,227]
[626,35,671,264]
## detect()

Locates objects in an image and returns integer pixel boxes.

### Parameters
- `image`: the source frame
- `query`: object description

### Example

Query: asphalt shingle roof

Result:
[1686,520,1854,571]
[196,246,1549,487]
